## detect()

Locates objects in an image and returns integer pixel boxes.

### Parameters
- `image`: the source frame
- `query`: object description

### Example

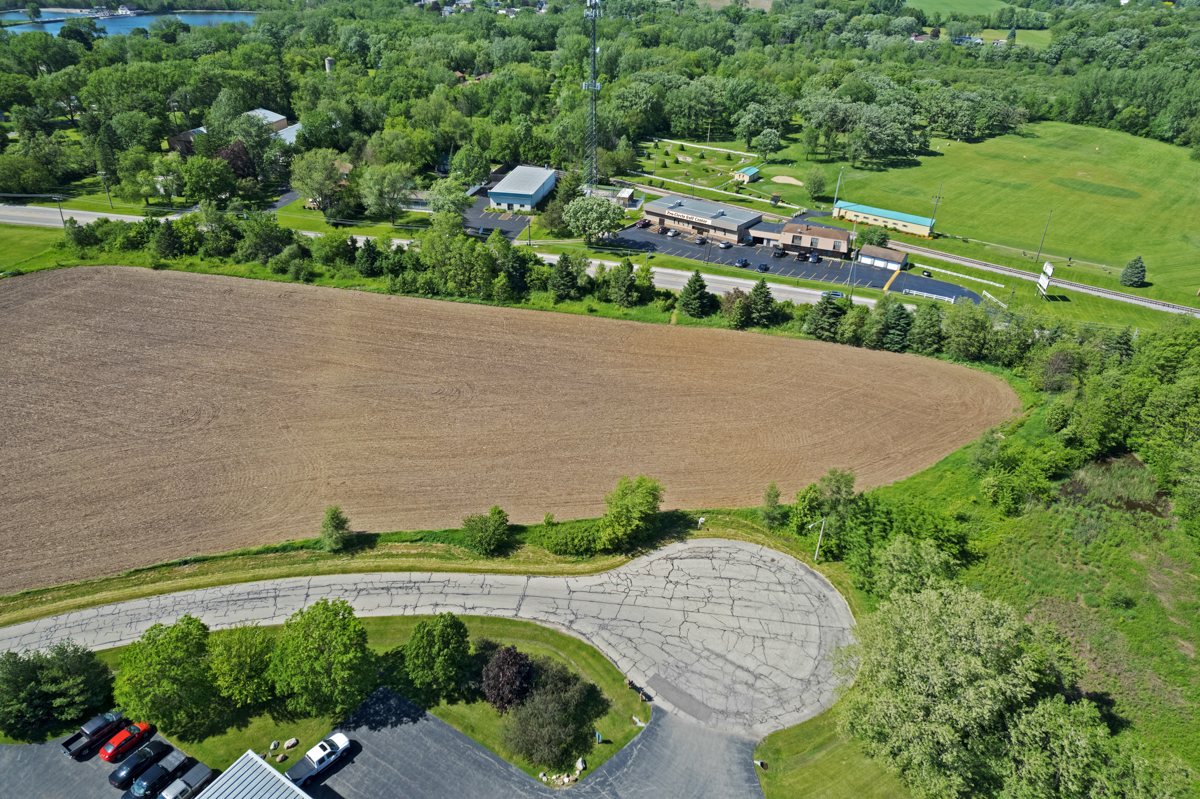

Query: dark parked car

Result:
[61,710,124,759]
[655,226,668,234]
[110,741,172,789]
[734,258,750,268]
[756,263,770,272]
[634,219,652,228]
[717,241,732,249]
[124,749,187,799]
[921,270,932,277]
[770,248,785,258]
[808,253,822,263]
[694,236,707,245]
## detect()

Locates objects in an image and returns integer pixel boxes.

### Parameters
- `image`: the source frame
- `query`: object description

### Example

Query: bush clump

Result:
[501,657,609,770]
[462,505,510,557]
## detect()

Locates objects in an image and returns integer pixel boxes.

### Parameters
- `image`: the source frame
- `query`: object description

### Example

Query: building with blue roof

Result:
[733,166,760,183]
[832,201,935,236]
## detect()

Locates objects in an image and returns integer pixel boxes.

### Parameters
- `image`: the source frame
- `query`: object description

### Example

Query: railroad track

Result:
[893,242,1200,318]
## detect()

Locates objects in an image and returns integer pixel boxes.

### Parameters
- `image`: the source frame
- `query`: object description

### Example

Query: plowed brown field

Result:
[0,267,1018,593]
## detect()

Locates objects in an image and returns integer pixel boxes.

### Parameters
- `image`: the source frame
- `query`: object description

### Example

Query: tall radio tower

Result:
[583,0,601,192]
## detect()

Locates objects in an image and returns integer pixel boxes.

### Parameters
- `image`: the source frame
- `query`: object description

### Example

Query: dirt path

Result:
[0,267,1019,593]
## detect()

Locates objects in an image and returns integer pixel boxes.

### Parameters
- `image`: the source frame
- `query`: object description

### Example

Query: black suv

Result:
[110,741,171,790]
[770,248,785,258]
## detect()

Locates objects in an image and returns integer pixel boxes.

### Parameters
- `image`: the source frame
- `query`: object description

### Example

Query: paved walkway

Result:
[0,540,854,738]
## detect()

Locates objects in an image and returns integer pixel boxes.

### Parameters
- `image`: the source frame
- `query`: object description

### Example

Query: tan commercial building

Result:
[749,222,853,259]
[643,196,763,243]
[832,201,934,237]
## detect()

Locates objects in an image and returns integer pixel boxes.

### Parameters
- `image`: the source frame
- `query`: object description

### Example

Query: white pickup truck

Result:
[283,733,351,786]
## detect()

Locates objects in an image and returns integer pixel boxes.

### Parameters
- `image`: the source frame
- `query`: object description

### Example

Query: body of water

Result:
[1,10,257,37]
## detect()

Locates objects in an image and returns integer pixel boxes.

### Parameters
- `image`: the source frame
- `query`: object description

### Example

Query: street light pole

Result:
[807,517,827,562]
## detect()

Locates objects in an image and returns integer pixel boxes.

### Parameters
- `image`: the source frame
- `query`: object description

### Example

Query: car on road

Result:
[124,749,187,799]
[756,263,770,272]
[285,733,351,786]
[821,291,846,299]
[110,741,172,790]
[734,258,749,268]
[634,219,652,228]
[61,710,124,759]
[102,722,153,762]
[666,229,680,238]
[770,248,785,258]
[808,253,821,263]
[655,226,667,234]
[717,241,732,249]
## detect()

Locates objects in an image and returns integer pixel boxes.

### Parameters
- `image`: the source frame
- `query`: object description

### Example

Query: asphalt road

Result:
[0,540,854,737]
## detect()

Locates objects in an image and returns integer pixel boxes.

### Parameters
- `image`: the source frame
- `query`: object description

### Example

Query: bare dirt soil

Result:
[0,267,1018,593]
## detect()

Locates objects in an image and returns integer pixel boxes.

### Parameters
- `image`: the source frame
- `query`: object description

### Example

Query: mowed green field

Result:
[907,0,1010,16]
[760,122,1200,306]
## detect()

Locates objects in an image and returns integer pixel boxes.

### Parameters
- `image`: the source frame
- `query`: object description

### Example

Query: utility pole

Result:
[98,171,113,209]
[831,166,845,208]
[930,180,943,233]
[1033,210,1052,265]
[582,0,602,192]
[808,517,827,562]
[54,196,65,226]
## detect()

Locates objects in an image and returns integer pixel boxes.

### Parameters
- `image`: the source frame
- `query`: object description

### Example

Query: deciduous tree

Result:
[597,475,663,551]
[114,615,214,733]
[405,613,470,696]
[361,162,416,224]
[562,196,625,245]
[482,646,533,714]
[462,505,510,557]
[209,623,276,708]
[270,599,374,716]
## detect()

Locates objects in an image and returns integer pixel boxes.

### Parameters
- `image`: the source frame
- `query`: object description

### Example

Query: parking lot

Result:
[463,196,531,241]
[1,732,177,799]
[609,226,980,303]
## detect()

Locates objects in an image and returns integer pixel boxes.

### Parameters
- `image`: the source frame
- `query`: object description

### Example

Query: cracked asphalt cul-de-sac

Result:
[0,540,854,737]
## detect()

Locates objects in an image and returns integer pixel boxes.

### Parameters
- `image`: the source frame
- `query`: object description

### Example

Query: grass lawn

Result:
[272,197,429,240]
[756,122,1200,307]
[29,175,174,217]
[754,706,910,799]
[977,28,1052,48]
[906,0,1009,15]
[0,224,65,271]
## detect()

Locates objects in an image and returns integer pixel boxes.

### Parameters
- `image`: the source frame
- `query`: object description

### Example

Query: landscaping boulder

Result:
[284,737,299,750]
[576,758,586,771]
[270,740,279,751]
[275,753,287,763]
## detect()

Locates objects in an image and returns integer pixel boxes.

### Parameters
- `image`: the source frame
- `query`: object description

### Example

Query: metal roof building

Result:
[832,201,935,237]
[643,196,763,243]
[488,165,556,211]
[199,751,311,799]
[245,108,289,132]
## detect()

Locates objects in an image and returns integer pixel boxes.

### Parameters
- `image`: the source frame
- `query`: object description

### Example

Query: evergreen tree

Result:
[677,270,711,317]
[549,253,578,302]
[1119,256,1145,287]
[882,302,913,352]
[609,259,635,308]
[806,294,846,342]
[153,220,181,258]
[862,294,898,350]
[319,505,350,553]
[909,303,945,355]
[747,278,774,327]
[355,238,382,277]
